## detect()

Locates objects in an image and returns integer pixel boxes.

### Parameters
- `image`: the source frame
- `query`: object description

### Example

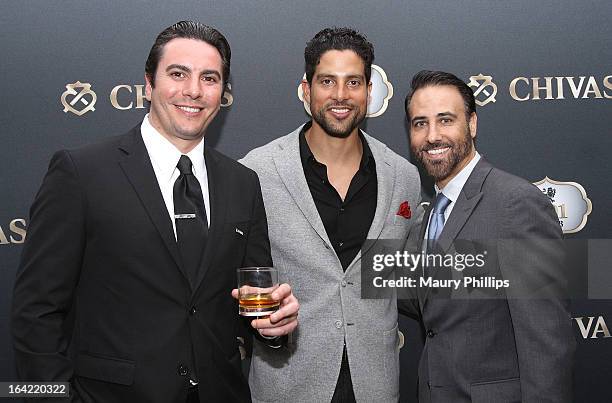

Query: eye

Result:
[202,75,218,83]
[413,121,427,128]
[440,118,453,125]
[170,71,186,79]
[347,80,361,87]
[321,79,334,86]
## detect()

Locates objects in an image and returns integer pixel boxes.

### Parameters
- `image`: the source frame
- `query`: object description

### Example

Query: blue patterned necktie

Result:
[427,192,451,251]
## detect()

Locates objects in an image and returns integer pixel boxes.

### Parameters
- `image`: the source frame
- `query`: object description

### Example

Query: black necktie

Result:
[174,155,208,286]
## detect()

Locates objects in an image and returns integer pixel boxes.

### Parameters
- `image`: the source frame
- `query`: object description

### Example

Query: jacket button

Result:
[335,320,343,329]
[341,280,347,287]
[177,364,189,376]
[427,329,436,338]
[189,306,197,315]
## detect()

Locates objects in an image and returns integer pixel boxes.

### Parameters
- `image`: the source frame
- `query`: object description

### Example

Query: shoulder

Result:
[240,126,302,170]
[485,165,545,201]
[363,132,418,175]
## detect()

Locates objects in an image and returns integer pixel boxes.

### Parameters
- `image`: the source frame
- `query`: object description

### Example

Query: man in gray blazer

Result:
[241,28,421,402]
[400,70,575,402]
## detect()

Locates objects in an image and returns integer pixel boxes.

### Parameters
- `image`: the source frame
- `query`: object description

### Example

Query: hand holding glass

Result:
[237,267,280,316]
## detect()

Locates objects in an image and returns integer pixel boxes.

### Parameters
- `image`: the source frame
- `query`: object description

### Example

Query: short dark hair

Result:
[304,27,374,85]
[145,20,231,89]
[405,70,476,119]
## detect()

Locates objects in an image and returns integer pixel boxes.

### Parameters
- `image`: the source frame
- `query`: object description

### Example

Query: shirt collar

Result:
[298,121,374,172]
[435,151,481,203]
[140,113,206,184]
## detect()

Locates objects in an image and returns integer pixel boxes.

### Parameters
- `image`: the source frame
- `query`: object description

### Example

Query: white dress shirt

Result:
[140,114,210,240]
[424,151,481,240]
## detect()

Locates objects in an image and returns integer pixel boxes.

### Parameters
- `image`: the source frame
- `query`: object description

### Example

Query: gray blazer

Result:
[400,158,575,403]
[241,124,421,403]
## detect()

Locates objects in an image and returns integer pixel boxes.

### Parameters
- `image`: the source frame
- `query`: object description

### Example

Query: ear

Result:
[367,80,373,107]
[469,112,477,139]
[301,79,311,104]
[144,74,153,101]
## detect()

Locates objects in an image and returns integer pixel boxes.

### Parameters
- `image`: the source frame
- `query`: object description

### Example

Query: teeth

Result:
[178,106,201,113]
[427,147,449,155]
[331,108,349,113]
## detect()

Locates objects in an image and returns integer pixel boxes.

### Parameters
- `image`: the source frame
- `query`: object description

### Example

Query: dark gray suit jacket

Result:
[399,158,575,403]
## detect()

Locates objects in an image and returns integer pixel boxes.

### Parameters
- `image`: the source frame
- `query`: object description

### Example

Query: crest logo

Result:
[468,74,497,106]
[297,64,393,118]
[533,177,592,234]
[61,81,97,116]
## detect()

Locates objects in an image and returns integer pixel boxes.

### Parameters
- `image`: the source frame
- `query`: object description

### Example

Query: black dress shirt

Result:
[299,122,377,271]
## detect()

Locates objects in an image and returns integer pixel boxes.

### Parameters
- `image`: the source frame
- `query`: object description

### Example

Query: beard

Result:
[412,125,474,183]
[312,101,366,138]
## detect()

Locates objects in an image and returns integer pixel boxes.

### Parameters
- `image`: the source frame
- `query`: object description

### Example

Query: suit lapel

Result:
[421,158,491,304]
[272,128,333,249]
[117,128,185,279]
[357,135,394,260]
[193,146,228,291]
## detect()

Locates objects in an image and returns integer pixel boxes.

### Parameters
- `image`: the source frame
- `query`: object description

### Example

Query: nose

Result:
[426,123,442,143]
[333,83,347,102]
[183,77,201,99]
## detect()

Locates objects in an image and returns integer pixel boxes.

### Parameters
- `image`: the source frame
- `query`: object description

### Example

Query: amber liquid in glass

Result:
[239,293,280,316]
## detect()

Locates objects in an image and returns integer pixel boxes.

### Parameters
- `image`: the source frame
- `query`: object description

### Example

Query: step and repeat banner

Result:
[1,1,610,401]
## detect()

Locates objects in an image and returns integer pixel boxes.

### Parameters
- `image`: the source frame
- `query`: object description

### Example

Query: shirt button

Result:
[340,207,345,212]
[427,329,436,338]
[189,306,197,315]
[338,242,344,247]
[177,364,189,376]
[341,280,347,287]
[335,320,343,329]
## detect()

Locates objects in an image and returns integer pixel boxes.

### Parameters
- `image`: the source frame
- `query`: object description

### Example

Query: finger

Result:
[252,313,298,330]
[231,289,239,299]
[269,301,298,323]
[258,319,298,337]
[271,283,291,300]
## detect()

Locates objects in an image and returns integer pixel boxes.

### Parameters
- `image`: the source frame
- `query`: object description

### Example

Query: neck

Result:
[436,148,476,189]
[305,123,362,167]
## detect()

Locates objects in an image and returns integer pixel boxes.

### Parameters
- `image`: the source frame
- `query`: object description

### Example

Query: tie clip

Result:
[175,213,196,219]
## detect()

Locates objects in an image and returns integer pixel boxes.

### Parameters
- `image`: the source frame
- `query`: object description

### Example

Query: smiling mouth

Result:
[176,105,203,114]
[425,146,451,156]
[327,106,352,119]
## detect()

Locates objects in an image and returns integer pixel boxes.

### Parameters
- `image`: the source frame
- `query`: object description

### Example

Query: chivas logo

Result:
[297,64,393,118]
[573,316,611,339]
[0,218,27,245]
[468,74,497,106]
[533,177,592,234]
[61,81,97,116]
[510,75,612,101]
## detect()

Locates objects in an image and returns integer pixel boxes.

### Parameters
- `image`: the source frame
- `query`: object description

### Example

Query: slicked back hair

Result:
[145,20,231,90]
[405,70,476,120]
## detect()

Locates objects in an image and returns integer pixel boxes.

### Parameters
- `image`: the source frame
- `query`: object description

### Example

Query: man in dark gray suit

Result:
[400,70,575,403]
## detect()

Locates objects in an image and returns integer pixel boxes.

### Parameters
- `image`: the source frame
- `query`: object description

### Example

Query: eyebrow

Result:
[315,73,365,80]
[411,111,458,124]
[166,64,221,79]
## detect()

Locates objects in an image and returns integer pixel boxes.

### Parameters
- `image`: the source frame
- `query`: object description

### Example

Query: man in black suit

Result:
[400,70,574,402]
[11,21,298,403]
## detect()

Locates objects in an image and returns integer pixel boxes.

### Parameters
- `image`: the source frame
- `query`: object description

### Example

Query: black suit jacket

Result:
[399,158,574,403]
[11,126,271,402]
